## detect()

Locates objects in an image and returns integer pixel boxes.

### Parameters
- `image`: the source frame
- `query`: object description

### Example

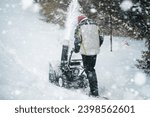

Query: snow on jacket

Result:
[74,18,103,55]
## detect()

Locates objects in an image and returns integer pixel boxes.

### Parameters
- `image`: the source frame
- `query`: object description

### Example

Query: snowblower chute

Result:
[49,45,88,89]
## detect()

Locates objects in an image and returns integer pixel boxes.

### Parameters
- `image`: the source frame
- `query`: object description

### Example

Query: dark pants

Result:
[82,55,99,96]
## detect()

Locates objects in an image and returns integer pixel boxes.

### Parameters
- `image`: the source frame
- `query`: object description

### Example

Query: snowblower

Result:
[49,45,88,89]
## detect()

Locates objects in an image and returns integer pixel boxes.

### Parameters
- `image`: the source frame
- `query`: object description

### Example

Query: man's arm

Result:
[98,28,104,47]
[74,26,82,53]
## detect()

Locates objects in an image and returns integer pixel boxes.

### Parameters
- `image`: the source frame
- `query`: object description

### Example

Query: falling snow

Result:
[120,0,133,11]
[21,0,33,10]
[90,8,97,13]
[134,72,147,86]
[0,0,149,100]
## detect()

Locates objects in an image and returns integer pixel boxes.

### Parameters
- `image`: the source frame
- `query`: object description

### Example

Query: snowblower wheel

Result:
[58,77,64,87]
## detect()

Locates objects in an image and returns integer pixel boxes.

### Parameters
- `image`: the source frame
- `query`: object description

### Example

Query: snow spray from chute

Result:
[61,0,80,62]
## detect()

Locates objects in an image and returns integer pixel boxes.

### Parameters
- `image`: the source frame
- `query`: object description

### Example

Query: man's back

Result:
[80,23,100,55]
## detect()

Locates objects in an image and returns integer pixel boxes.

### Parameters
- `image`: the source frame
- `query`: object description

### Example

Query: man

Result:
[74,15,104,97]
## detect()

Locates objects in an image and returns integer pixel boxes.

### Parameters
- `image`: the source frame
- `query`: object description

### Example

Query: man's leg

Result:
[82,55,99,96]
[87,70,99,96]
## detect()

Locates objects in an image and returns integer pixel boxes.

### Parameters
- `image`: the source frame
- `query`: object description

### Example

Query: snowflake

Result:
[120,0,133,11]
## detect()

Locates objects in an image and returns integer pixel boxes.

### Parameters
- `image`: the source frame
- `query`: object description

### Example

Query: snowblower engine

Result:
[49,46,88,89]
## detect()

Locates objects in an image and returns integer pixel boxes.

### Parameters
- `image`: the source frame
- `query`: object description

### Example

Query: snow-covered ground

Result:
[97,37,149,99]
[0,0,149,100]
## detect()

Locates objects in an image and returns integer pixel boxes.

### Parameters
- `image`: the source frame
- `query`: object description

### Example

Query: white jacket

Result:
[80,24,100,55]
[74,19,103,55]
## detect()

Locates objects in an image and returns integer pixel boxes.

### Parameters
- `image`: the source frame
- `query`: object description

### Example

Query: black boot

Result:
[87,71,99,97]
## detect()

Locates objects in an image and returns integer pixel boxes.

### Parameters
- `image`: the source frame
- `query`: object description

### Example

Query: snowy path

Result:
[97,37,149,99]
[0,0,149,100]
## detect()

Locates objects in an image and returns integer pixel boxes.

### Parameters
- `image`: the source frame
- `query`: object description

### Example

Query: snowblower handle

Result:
[71,48,75,53]
[68,48,75,65]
